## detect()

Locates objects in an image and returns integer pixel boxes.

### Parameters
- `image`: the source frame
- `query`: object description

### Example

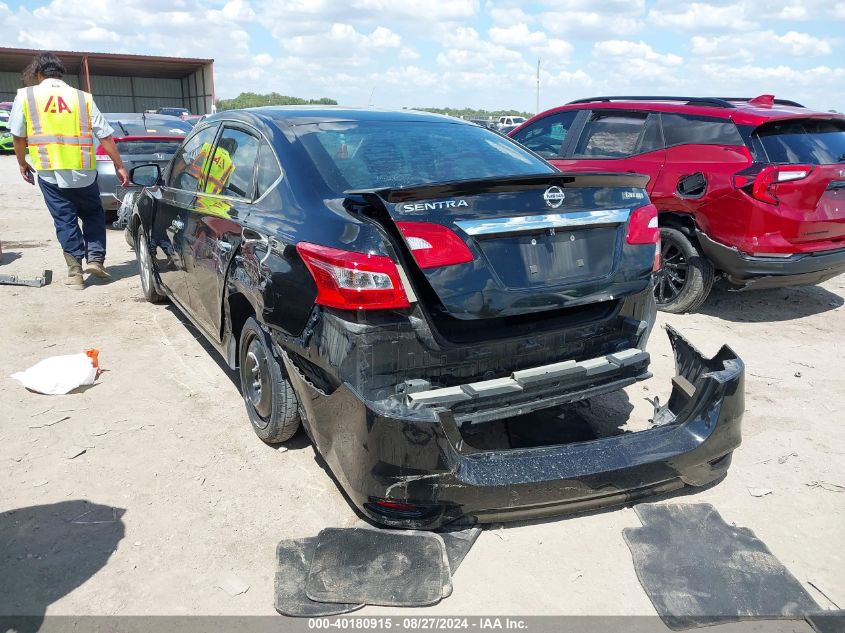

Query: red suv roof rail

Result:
[567,96,737,108]
[566,96,805,109]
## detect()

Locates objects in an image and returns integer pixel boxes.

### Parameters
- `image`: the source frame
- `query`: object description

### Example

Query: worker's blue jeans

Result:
[38,177,107,263]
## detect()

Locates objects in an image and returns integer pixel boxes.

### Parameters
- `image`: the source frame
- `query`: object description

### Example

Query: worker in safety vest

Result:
[186,137,237,195]
[10,52,129,289]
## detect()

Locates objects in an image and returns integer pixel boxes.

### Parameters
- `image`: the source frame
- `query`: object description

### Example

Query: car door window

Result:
[573,111,650,158]
[662,114,744,147]
[511,110,578,158]
[255,140,282,198]
[167,124,219,191]
[207,127,261,200]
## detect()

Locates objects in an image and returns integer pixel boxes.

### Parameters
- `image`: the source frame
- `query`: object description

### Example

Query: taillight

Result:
[296,242,409,310]
[734,164,813,204]
[626,204,659,245]
[395,221,474,269]
[95,143,112,160]
[751,165,777,204]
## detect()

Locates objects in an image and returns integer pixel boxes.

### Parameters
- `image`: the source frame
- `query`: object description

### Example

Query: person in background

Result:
[9,52,129,289]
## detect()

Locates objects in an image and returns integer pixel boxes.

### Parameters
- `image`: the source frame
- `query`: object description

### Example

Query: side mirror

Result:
[130,164,161,187]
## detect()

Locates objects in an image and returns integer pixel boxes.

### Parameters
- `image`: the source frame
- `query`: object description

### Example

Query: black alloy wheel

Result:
[653,227,715,314]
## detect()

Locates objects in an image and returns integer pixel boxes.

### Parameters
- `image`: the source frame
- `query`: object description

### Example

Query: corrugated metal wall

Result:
[1,63,213,114]
[181,66,214,115]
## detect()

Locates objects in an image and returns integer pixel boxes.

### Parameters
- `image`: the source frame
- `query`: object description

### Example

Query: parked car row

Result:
[95,113,193,215]
[509,95,845,312]
[0,101,13,153]
[120,107,745,528]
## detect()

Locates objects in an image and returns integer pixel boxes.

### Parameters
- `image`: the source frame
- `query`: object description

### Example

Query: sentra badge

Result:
[398,200,469,213]
[543,186,565,209]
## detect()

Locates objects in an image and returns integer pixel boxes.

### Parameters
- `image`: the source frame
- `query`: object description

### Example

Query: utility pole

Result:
[536,58,541,114]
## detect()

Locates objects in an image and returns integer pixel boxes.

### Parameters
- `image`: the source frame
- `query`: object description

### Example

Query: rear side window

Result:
[754,119,845,165]
[296,121,553,193]
[662,114,744,147]
[115,139,183,156]
[572,112,660,158]
[511,110,577,158]
[255,140,282,198]
[109,117,192,135]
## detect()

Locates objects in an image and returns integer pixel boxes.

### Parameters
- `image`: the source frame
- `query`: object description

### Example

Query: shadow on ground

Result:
[699,283,844,323]
[0,500,125,633]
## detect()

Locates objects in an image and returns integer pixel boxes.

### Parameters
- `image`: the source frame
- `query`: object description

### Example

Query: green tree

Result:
[216,92,338,111]
[410,107,533,120]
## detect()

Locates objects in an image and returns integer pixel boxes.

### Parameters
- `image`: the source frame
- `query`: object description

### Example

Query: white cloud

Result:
[691,30,834,61]
[283,23,401,59]
[648,3,757,31]
[488,5,533,25]
[436,26,523,70]
[489,23,547,47]
[593,40,682,66]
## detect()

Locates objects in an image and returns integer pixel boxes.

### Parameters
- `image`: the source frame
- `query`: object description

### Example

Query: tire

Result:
[135,227,167,303]
[238,317,301,444]
[654,227,714,314]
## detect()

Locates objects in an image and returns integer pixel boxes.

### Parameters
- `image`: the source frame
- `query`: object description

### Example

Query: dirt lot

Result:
[1,153,843,620]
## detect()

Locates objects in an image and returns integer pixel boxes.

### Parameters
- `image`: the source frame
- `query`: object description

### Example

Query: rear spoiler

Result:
[347,172,650,204]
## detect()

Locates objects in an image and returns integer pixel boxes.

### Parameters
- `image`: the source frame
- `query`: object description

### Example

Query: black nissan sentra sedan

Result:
[125,107,744,529]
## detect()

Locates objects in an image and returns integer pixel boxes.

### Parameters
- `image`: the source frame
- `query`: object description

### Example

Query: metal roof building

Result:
[0,47,214,114]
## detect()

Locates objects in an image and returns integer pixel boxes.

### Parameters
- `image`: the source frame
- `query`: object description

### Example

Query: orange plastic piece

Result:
[85,349,100,368]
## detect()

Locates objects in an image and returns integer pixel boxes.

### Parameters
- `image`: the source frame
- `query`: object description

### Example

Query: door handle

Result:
[170,219,184,231]
[242,227,268,245]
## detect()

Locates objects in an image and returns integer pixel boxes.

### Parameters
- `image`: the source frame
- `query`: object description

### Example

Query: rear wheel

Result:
[135,227,166,303]
[654,227,714,313]
[238,317,301,444]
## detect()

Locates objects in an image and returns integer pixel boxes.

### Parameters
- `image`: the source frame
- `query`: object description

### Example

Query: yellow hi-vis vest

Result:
[187,142,234,194]
[20,82,96,171]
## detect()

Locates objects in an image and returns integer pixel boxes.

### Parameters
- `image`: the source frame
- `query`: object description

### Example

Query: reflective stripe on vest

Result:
[22,84,96,171]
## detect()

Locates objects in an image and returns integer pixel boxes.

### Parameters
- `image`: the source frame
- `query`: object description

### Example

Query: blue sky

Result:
[2,0,844,113]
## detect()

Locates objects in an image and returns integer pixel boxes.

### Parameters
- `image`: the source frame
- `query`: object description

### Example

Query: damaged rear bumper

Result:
[282,326,744,529]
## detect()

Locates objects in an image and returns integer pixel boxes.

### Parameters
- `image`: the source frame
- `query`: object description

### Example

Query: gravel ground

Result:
[1,154,843,622]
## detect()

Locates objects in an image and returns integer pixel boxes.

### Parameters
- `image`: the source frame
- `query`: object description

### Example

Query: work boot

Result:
[63,252,84,290]
[85,261,111,280]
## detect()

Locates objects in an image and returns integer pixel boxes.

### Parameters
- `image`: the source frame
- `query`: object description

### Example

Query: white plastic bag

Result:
[11,349,100,395]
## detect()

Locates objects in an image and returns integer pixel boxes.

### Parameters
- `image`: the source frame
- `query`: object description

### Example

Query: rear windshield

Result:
[295,120,554,193]
[755,119,845,165]
[115,139,183,156]
[108,118,192,136]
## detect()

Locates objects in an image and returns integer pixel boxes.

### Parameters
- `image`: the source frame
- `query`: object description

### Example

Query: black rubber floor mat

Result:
[274,538,363,617]
[306,527,447,607]
[438,525,482,574]
[624,504,820,630]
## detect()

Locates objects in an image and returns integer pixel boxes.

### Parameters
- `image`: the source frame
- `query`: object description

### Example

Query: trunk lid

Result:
[774,165,845,243]
[351,173,655,321]
[753,118,845,243]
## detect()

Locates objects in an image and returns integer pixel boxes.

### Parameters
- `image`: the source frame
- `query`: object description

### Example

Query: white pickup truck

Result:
[497,115,527,130]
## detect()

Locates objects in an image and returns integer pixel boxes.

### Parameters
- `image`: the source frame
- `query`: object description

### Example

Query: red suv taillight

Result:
[296,242,410,310]
[625,204,661,272]
[734,164,813,204]
[395,221,474,269]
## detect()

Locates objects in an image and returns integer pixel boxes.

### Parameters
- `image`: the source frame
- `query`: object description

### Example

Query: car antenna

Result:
[116,120,129,136]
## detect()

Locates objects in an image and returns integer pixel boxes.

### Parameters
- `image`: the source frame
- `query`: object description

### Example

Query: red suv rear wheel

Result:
[654,228,715,313]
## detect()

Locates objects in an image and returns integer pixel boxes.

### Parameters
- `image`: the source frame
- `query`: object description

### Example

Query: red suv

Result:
[510,96,845,312]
